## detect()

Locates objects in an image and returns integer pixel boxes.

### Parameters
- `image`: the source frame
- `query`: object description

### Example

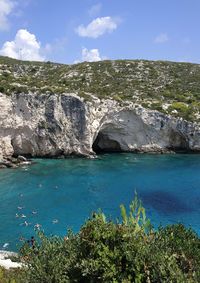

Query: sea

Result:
[0,153,200,251]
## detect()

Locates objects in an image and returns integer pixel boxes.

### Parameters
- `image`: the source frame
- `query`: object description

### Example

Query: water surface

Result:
[0,154,200,251]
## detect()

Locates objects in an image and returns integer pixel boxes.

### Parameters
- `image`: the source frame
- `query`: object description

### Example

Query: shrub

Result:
[0,267,23,283]
[19,195,200,282]
[168,102,195,120]
[150,102,163,111]
[112,94,122,102]
[0,86,5,93]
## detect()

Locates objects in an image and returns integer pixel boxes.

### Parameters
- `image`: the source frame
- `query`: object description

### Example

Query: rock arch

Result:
[91,110,190,154]
[92,130,122,153]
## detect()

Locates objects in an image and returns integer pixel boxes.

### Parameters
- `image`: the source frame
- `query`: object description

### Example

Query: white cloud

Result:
[154,33,169,43]
[82,48,102,62]
[0,0,16,31]
[0,29,45,61]
[88,3,102,17]
[74,47,105,63]
[76,16,118,38]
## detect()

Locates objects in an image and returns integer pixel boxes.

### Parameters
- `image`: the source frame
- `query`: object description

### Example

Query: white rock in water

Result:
[17,155,27,162]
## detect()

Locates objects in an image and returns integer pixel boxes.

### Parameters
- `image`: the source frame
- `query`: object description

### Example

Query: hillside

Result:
[0,56,200,122]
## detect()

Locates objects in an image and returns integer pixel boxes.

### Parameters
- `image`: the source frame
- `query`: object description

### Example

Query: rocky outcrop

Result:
[0,251,22,269]
[0,92,200,162]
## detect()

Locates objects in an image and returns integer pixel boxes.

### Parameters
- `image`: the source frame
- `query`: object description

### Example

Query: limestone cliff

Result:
[0,92,200,161]
[0,56,200,161]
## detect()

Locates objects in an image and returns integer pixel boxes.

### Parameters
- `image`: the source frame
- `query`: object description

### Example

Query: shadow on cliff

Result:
[92,131,122,153]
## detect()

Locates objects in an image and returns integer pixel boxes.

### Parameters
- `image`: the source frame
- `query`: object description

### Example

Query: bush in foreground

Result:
[0,266,23,283]
[3,195,200,282]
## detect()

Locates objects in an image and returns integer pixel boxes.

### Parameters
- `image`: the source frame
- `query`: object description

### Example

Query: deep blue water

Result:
[0,154,200,251]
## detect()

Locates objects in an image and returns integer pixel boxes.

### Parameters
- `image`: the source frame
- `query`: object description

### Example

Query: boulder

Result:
[17,155,27,162]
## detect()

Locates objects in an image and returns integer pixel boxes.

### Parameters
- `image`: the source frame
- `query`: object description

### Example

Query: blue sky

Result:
[0,0,199,64]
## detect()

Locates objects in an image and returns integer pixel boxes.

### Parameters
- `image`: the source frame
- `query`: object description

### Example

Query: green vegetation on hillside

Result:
[1,195,200,282]
[0,56,200,122]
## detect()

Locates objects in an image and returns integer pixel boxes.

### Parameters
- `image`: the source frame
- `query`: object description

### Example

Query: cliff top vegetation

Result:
[0,56,200,122]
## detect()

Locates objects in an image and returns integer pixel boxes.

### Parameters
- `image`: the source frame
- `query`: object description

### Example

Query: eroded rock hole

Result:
[92,132,122,153]
[169,130,189,152]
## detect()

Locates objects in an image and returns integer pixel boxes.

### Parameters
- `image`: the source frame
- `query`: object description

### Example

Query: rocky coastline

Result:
[0,92,200,166]
[0,155,32,169]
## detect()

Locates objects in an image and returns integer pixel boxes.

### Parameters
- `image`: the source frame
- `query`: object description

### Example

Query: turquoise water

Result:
[0,154,200,251]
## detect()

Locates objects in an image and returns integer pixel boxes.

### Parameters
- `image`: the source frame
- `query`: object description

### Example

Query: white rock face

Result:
[0,92,200,159]
[0,251,22,269]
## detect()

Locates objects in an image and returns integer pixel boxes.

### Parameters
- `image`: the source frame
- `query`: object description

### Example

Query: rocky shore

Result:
[0,251,22,269]
[0,92,200,162]
[0,155,32,169]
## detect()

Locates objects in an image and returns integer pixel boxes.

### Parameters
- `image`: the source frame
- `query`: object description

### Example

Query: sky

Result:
[0,0,200,64]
